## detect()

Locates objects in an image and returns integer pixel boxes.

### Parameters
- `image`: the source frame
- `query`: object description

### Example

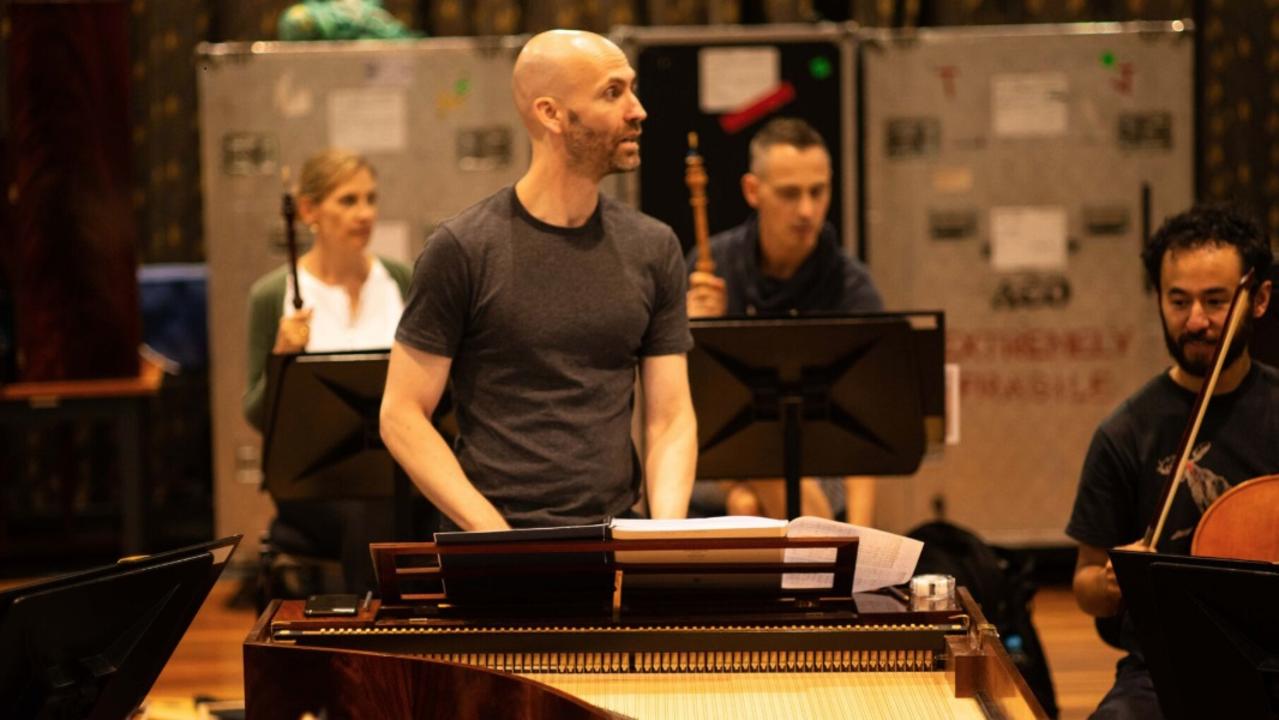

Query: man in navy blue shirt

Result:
[686,117,880,319]
[686,117,882,521]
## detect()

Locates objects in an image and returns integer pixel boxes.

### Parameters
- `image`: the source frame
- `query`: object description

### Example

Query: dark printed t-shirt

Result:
[1066,362,1279,658]
[396,187,693,528]
[1067,361,1279,555]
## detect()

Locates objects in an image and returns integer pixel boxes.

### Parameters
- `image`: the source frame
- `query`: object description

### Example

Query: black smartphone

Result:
[303,593,360,617]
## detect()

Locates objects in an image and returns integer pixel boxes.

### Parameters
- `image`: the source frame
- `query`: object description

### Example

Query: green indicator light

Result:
[809,56,832,80]
[454,78,471,95]
[1101,51,1116,67]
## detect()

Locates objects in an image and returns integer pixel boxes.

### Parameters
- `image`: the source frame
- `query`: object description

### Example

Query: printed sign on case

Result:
[991,72,1069,138]
[327,87,407,153]
[990,205,1069,272]
[698,46,780,114]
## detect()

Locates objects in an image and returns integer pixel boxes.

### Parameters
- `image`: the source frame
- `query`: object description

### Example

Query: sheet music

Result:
[611,516,787,537]
[611,516,786,564]
[610,516,921,593]
[782,517,923,593]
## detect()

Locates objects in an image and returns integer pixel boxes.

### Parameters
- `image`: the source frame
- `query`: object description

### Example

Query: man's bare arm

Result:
[380,341,509,531]
[639,354,697,518]
[1072,540,1148,618]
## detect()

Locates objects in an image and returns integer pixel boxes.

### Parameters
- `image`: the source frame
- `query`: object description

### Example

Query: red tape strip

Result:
[719,82,798,135]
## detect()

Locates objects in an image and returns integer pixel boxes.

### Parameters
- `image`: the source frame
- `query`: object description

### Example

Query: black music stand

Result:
[688,314,929,519]
[1111,550,1279,720]
[263,350,441,540]
[0,536,240,719]
[814,310,946,449]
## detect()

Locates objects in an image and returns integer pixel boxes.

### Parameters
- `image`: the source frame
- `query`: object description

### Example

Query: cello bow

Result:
[1143,268,1257,550]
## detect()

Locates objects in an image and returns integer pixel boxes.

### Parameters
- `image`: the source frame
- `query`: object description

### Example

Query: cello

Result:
[1191,473,1279,561]
[1141,268,1279,563]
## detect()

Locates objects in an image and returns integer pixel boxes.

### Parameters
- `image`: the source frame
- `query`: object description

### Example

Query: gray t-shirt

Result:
[396,187,693,527]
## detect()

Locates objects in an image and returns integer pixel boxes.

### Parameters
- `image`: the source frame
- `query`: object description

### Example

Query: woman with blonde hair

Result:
[244,148,412,428]
[243,148,413,593]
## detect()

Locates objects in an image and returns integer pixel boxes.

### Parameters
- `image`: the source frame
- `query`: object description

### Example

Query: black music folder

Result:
[1110,549,1279,720]
[0,536,241,719]
[432,524,614,607]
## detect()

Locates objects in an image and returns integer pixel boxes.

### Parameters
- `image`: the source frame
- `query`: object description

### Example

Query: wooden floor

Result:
[137,579,1122,719]
[1031,584,1124,718]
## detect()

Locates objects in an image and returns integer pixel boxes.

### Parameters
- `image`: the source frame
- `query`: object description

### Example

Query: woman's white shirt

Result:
[282,258,404,352]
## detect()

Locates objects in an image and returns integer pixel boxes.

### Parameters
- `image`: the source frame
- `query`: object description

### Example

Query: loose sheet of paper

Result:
[611,516,787,536]
[782,517,922,593]
[945,362,961,445]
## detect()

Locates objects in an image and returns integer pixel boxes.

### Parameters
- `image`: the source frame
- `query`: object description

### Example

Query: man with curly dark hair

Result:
[1067,204,1277,719]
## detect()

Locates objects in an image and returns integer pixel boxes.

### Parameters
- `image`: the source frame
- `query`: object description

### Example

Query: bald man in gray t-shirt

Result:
[380,29,698,531]
[395,187,692,528]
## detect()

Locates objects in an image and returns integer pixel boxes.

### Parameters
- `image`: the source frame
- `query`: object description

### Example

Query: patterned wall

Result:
[423,0,638,35]
[426,0,479,34]
[1198,2,1273,216]
[9,1,138,381]
[1,6,9,150]
[525,0,639,33]
[1196,0,1279,362]
[917,0,1190,25]
[1,5,16,385]
[130,0,208,264]
[4,0,141,561]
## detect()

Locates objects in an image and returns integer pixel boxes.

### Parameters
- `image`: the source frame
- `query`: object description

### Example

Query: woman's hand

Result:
[273,308,313,353]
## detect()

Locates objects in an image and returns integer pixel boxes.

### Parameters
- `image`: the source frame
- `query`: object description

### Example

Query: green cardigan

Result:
[243,257,414,431]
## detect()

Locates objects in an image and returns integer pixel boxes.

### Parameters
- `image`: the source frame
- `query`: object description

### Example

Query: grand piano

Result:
[244,532,1047,719]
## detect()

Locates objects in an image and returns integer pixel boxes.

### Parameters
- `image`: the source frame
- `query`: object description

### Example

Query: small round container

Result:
[909,573,956,611]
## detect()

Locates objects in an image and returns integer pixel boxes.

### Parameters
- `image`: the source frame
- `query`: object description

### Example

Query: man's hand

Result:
[1073,540,1150,618]
[1099,539,1152,602]
[687,271,726,318]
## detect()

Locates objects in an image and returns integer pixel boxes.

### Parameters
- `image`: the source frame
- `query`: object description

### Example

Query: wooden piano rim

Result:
[245,604,615,720]
[245,589,1050,720]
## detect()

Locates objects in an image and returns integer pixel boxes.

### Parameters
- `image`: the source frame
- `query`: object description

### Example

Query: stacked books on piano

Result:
[379,516,922,609]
